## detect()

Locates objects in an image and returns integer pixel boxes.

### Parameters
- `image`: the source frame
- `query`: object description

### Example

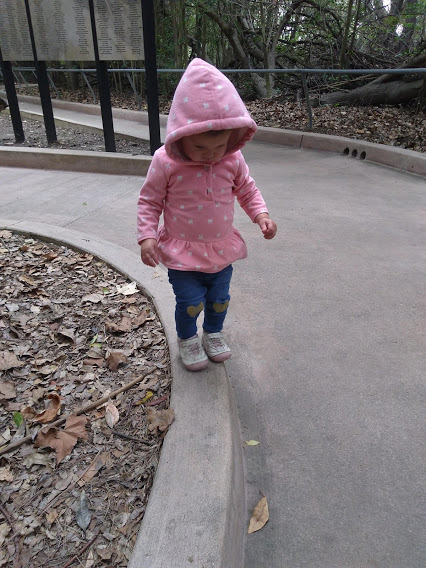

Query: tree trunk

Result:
[318,79,423,106]
[398,0,418,53]
[339,0,355,68]
[200,4,269,98]
[317,52,426,106]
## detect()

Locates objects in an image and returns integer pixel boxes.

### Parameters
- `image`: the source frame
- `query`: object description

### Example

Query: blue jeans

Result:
[168,265,233,339]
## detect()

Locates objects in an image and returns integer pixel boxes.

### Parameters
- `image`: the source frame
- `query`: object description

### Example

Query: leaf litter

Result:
[0,232,173,567]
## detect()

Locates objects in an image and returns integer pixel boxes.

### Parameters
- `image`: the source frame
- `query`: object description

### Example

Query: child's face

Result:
[181,131,231,164]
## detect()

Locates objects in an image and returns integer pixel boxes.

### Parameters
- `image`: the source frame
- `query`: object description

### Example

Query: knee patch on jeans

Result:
[213,300,229,313]
[187,302,204,318]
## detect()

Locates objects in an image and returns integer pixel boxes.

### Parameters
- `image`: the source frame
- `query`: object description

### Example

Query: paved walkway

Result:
[1,100,425,567]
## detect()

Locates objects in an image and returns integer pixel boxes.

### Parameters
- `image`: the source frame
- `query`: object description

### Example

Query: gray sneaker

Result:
[202,331,232,362]
[178,335,208,371]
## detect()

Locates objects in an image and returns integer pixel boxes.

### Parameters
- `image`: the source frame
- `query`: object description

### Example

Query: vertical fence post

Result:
[301,72,313,131]
[141,0,161,155]
[88,0,116,152]
[0,46,25,142]
[24,0,57,144]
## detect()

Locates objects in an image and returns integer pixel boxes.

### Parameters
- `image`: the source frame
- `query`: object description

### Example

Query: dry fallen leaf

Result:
[82,293,103,303]
[57,326,75,343]
[96,545,113,560]
[83,358,104,367]
[136,391,154,405]
[133,307,148,328]
[248,496,269,534]
[38,364,59,375]
[105,402,119,428]
[146,407,175,433]
[106,351,128,371]
[0,523,11,547]
[18,274,37,286]
[245,440,260,446]
[45,509,59,525]
[0,380,17,400]
[0,351,24,371]
[78,452,109,486]
[86,346,104,358]
[116,281,138,295]
[132,307,155,328]
[0,466,13,482]
[76,490,91,531]
[0,427,11,445]
[22,451,54,468]
[35,415,89,464]
[105,317,132,333]
[33,393,62,424]
[85,549,95,568]
[21,406,37,420]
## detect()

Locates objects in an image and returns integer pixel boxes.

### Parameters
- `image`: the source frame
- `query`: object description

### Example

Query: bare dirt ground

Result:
[0,232,172,568]
[0,112,150,155]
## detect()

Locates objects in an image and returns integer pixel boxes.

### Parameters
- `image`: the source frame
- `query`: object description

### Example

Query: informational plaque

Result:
[0,0,144,61]
[0,0,33,61]
[95,0,144,61]
[29,0,94,61]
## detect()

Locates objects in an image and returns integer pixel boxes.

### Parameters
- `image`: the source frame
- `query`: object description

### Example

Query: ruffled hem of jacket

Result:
[157,226,248,273]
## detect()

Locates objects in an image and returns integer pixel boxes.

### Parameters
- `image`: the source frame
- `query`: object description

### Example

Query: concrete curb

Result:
[0,219,245,568]
[0,146,152,176]
[2,92,425,177]
[253,127,426,177]
[300,131,426,177]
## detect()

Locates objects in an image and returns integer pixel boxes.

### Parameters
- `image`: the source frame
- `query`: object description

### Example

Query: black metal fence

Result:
[1,64,425,149]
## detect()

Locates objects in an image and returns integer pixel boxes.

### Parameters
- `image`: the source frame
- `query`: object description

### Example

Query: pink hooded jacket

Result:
[137,58,268,273]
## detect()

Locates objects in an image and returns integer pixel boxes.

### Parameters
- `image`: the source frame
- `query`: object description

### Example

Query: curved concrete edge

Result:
[254,126,426,177]
[0,218,245,568]
[1,91,168,127]
[14,108,142,141]
[254,125,303,147]
[3,92,425,176]
[300,131,426,177]
[0,146,152,176]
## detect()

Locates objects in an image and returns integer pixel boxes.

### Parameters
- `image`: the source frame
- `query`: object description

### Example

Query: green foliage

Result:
[13,412,24,428]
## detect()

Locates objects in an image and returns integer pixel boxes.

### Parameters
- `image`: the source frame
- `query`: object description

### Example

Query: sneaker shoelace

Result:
[207,336,225,351]
[183,339,203,359]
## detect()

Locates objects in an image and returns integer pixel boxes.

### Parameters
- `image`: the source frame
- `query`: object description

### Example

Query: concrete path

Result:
[228,143,425,568]
[1,99,425,567]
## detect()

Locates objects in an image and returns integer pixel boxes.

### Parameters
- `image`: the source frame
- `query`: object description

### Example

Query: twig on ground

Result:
[145,393,169,406]
[0,501,20,568]
[60,531,100,568]
[112,430,154,444]
[0,368,155,457]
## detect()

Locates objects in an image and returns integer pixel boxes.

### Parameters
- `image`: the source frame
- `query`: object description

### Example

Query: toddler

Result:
[137,58,277,371]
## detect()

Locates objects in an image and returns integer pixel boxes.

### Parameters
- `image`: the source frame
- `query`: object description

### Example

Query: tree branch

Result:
[0,368,156,457]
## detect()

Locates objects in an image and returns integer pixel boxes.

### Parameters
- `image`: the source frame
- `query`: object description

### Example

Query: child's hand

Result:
[140,238,160,267]
[255,213,277,240]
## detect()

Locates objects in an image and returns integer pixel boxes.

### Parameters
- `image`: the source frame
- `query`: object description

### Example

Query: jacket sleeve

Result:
[137,150,168,244]
[232,151,269,222]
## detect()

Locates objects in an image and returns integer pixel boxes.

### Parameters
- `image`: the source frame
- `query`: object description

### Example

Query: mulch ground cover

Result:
[0,231,173,568]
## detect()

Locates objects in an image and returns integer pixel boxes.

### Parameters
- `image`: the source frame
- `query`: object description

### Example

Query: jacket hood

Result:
[164,58,257,160]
